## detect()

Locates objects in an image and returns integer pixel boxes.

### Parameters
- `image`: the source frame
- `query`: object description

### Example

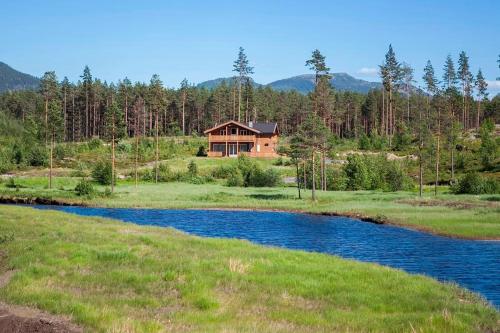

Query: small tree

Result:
[479,120,497,170]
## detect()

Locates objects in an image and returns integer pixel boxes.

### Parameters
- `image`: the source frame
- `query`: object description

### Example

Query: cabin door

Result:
[228,144,238,157]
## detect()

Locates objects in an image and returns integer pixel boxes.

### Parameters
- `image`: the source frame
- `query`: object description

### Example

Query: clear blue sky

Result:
[2,0,499,93]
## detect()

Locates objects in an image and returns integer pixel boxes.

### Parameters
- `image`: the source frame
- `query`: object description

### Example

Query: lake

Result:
[33,205,500,308]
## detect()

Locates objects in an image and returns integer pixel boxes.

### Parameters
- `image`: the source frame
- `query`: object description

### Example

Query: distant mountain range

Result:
[197,73,382,94]
[0,62,40,93]
[0,61,383,95]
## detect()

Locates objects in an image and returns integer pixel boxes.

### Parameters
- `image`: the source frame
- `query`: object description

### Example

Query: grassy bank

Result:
[0,205,497,332]
[1,178,499,240]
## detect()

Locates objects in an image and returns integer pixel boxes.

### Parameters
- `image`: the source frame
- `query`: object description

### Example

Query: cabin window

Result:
[231,128,237,135]
[220,129,226,135]
[212,144,226,152]
[240,129,248,135]
[239,143,250,152]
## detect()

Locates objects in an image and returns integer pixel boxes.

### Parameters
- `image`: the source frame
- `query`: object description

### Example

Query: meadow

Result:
[0,204,498,332]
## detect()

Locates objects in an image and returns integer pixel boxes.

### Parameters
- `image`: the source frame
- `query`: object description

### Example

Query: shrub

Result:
[117,140,132,153]
[27,145,48,167]
[157,163,173,182]
[273,157,284,166]
[384,162,413,191]
[344,155,371,190]
[87,138,103,150]
[393,126,413,151]
[212,165,237,179]
[92,160,114,185]
[358,133,371,150]
[5,177,17,189]
[479,120,498,170]
[226,169,244,187]
[451,172,500,195]
[187,160,198,176]
[75,179,95,196]
[0,149,13,173]
[196,146,207,157]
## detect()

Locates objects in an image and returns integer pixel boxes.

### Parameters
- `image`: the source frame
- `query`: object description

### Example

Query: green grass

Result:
[0,205,497,332]
[1,178,499,239]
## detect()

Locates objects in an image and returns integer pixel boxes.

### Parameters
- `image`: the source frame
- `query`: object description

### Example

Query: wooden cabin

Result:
[204,121,279,157]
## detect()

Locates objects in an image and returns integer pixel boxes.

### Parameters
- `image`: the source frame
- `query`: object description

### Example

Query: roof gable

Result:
[203,120,261,134]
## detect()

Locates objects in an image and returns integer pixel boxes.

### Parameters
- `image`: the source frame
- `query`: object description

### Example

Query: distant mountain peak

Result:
[197,72,382,94]
[0,62,40,92]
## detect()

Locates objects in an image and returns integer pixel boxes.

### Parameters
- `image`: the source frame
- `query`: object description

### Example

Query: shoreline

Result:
[2,195,499,241]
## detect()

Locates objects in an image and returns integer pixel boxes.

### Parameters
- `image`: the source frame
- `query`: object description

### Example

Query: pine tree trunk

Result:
[296,163,301,199]
[419,148,423,198]
[238,79,242,122]
[111,111,115,193]
[155,110,159,184]
[63,90,67,141]
[476,100,480,129]
[303,161,307,190]
[182,91,186,135]
[435,109,440,196]
[49,130,53,189]
[44,98,48,145]
[311,151,316,201]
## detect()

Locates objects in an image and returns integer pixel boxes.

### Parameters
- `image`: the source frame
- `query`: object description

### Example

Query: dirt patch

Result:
[0,271,82,333]
[397,199,499,210]
[0,196,82,206]
[0,304,82,333]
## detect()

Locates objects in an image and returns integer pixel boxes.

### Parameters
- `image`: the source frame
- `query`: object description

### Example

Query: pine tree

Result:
[458,51,473,129]
[40,71,59,144]
[474,69,488,129]
[148,74,166,183]
[400,63,414,125]
[232,47,254,122]
[305,49,330,85]
[379,45,401,139]
[80,66,93,138]
[180,78,189,135]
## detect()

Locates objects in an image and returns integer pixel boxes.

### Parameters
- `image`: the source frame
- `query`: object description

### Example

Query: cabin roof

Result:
[247,122,278,134]
[204,120,278,135]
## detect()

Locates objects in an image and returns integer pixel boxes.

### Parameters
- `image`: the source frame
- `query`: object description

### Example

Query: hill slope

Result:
[197,73,382,94]
[0,62,40,92]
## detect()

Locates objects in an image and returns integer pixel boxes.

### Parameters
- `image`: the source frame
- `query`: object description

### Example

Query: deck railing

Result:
[209,135,255,142]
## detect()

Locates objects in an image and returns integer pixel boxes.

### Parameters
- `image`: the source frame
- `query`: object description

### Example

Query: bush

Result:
[247,167,282,187]
[451,172,500,195]
[196,146,207,157]
[358,133,371,150]
[226,169,244,187]
[187,160,198,176]
[87,138,103,150]
[27,145,48,167]
[342,155,413,192]
[212,165,237,179]
[117,140,132,153]
[344,155,371,190]
[91,160,114,185]
[75,179,95,196]
[384,162,413,191]
[479,120,498,170]
[393,126,412,151]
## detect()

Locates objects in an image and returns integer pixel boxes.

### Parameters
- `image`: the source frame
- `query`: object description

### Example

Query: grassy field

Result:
[0,177,499,240]
[0,205,497,332]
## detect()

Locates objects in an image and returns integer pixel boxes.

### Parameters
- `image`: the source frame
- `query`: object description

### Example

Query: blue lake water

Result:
[32,205,500,308]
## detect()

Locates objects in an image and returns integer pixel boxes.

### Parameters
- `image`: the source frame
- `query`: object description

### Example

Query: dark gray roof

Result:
[246,122,278,134]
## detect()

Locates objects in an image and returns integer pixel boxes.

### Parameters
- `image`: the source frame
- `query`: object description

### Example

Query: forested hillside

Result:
[0,62,40,92]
